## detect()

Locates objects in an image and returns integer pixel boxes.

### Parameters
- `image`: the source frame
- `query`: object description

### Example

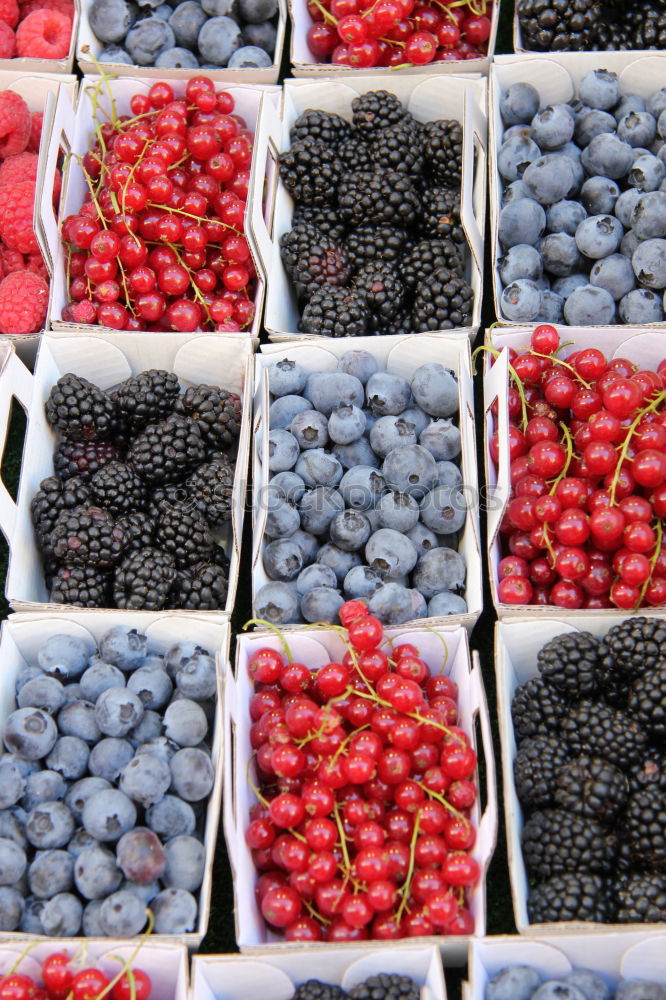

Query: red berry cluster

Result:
[1,955,151,1000]
[306,0,491,67]
[61,77,257,333]
[490,324,666,612]
[245,599,480,942]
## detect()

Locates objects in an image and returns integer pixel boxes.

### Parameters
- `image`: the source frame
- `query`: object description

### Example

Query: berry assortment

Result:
[278,90,474,337]
[286,976,421,1000]
[0,953,154,1000]
[245,603,481,942]
[0,625,218,935]
[496,69,666,326]
[32,368,240,610]
[487,967,665,1000]
[489,324,666,612]
[255,351,468,626]
[61,76,256,333]
[517,0,666,51]
[0,0,73,60]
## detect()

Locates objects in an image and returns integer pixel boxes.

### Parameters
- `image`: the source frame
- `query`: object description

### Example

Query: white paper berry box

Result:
[496,613,666,936]
[76,0,287,84]
[253,335,482,632]
[38,75,280,343]
[483,324,666,619]
[247,75,487,341]
[490,52,666,326]
[0,610,229,947]
[223,624,497,962]
[0,331,253,616]
[0,0,80,74]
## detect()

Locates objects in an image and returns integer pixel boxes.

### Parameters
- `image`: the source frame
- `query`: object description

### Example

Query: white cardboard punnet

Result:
[249,76,487,342]
[224,625,497,961]
[1,332,253,615]
[253,336,482,632]
[0,610,229,947]
[0,0,80,74]
[484,324,666,618]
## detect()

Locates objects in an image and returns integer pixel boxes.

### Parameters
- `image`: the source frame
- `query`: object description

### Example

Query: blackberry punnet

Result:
[32,475,91,556]
[527,872,614,923]
[278,140,343,206]
[537,631,600,698]
[89,462,147,517]
[352,261,405,324]
[113,546,177,611]
[174,385,242,452]
[128,414,206,486]
[423,120,463,187]
[50,505,126,569]
[45,374,117,443]
[517,0,606,52]
[521,808,617,880]
[615,872,666,922]
[560,700,649,771]
[514,734,571,809]
[337,170,420,228]
[511,676,568,741]
[50,566,111,608]
[401,239,465,288]
[554,755,628,825]
[411,267,473,331]
[111,370,181,435]
[300,286,369,338]
[154,501,213,569]
[623,788,666,872]
[53,441,120,481]
[293,983,348,1000]
[369,122,425,176]
[170,561,228,611]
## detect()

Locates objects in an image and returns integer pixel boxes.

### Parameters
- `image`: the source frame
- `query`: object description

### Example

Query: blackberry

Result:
[292,982,348,1000]
[352,261,405,324]
[421,187,465,245]
[401,239,465,289]
[521,809,617,880]
[351,91,410,136]
[291,205,347,243]
[369,122,424,175]
[53,440,120,481]
[337,135,374,172]
[627,4,666,47]
[111,369,181,434]
[411,267,473,331]
[280,222,321,277]
[147,483,189,519]
[337,170,420,227]
[423,119,463,187]
[599,617,666,689]
[89,462,147,516]
[50,566,111,608]
[561,700,649,772]
[517,0,606,52]
[537,631,600,699]
[174,385,242,452]
[623,788,666,872]
[344,225,408,272]
[129,414,206,485]
[300,286,369,338]
[514,735,571,810]
[210,543,231,575]
[349,976,419,1000]
[628,666,666,741]
[629,753,666,795]
[31,475,91,555]
[45,374,117,442]
[279,140,343,206]
[170,561,228,611]
[187,455,234,524]
[615,873,666,922]
[50,505,126,569]
[154,501,213,569]
[528,873,614,924]
[290,233,351,302]
[554,755,628,825]
[115,512,155,553]
[290,110,352,147]
[382,308,414,337]
[511,676,568,741]
[113,546,176,610]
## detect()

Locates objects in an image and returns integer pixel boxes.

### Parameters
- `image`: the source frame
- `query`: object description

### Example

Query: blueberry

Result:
[129,709,163,746]
[155,45,199,66]
[428,592,468,615]
[21,897,46,933]
[116,827,167,883]
[498,199,546,248]
[28,850,73,898]
[339,467,386,509]
[120,752,172,806]
[533,984,588,1000]
[65,776,112,823]
[254,582,300,624]
[127,664,173,710]
[633,238,666,288]
[100,888,147,936]
[630,190,666,239]
[618,111,657,148]
[575,215,623,259]
[337,350,379,384]
[45,736,90,780]
[366,372,411,416]
[420,486,466,535]
[419,419,462,461]
[614,188,643,227]
[581,133,634,180]
[263,539,303,583]
[621,287,664,323]
[621,229,641,258]
[243,20,276,52]
[531,105,574,149]
[39,892,82,936]
[170,748,214,801]
[297,449,344,490]
[80,661,125,702]
[564,972,609,1000]
[580,176,620,215]
[648,88,666,119]
[546,200,587,236]
[299,586,343,623]
[152,887,198,933]
[269,394,312,430]
[400,407,430,437]
[500,83,540,125]
[38,635,91,680]
[82,788,137,842]
[68,829,99,857]
[499,244,543,283]
[266,429,299,472]
[176,652,216,701]
[579,69,618,110]
[590,253,635,299]
[136,736,179,764]
[382,444,437,499]
[485,966,542,1000]
[329,509,372,552]
[328,404,366,445]
[269,360,308,397]
[370,415,417,458]
[270,471,306,505]
[365,528,418,578]
[146,795,196,839]
[290,410,329,451]
[202,0,233,10]
[413,546,466,598]
[536,290,564,322]
[500,278,543,321]
[333,437,379,470]
[289,529,319,565]
[563,284,616,324]
[574,110,616,148]
[498,136,541,181]
[523,155,576,206]
[0,757,25,810]
[168,1,207,47]
[540,234,582,277]
[552,273,589,297]
[4,708,58,760]
[122,879,160,904]
[162,835,204,891]
[316,542,361,583]
[376,491,420,532]
[163,699,207,747]
[0,836,26,884]
[504,125,533,141]
[17,675,65,716]
[629,153,666,191]
[343,565,383,599]
[99,45,134,63]
[0,887,24,930]
[238,0,277,18]
[408,364,457,420]
[296,563,337,596]
[82,899,104,936]
[504,179,530,202]
[89,738,134,782]
[264,497,300,540]
[125,16,176,64]
[100,626,148,671]
[615,95,647,121]
[74,845,122,900]
[89,0,137,43]
[0,809,26,850]
[16,666,44,696]
[615,984,666,1000]
[404,522,438,557]
[228,45,272,67]
[95,687,144,738]
[299,486,344,535]
[368,583,414,625]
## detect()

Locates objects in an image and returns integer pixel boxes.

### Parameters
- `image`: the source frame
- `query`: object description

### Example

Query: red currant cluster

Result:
[0,955,151,1000]
[306,0,492,67]
[490,324,666,611]
[245,600,480,942]
[61,76,256,333]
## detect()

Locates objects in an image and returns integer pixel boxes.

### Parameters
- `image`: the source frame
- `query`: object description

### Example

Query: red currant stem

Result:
[303,621,380,698]
[449,0,486,13]
[548,421,574,496]
[94,909,155,1000]
[541,523,557,565]
[455,886,465,906]
[389,61,412,69]
[348,685,392,709]
[609,390,666,505]
[414,778,465,820]
[309,0,338,23]
[530,350,591,390]
[146,201,242,236]
[293,702,345,748]
[429,0,459,23]
[639,518,663,605]
[330,722,369,765]
[408,709,462,745]
[84,56,120,128]
[163,240,213,323]
[6,941,39,975]
[471,345,528,429]
[331,799,354,882]
[243,619,293,662]
[303,897,330,926]
[554,339,575,356]
[246,754,271,808]
[395,809,420,922]
[417,624,450,671]
[118,264,138,319]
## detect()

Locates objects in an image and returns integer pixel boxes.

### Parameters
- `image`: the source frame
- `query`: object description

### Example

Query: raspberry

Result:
[0,91,30,159]
[0,151,37,187]
[0,0,17,26]
[1,248,23,274]
[0,21,15,55]
[19,0,72,17]
[0,180,37,254]
[16,8,71,58]
[25,251,47,280]
[0,270,48,334]
[28,111,42,153]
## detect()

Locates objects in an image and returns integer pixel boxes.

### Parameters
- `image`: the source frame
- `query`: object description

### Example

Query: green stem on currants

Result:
[530,351,590,390]
[247,754,271,808]
[6,942,39,975]
[639,518,663,606]
[609,390,666,505]
[396,809,420,922]
[548,421,574,496]
[243,619,293,662]
[94,909,155,1000]
[472,343,529,431]
[308,0,338,23]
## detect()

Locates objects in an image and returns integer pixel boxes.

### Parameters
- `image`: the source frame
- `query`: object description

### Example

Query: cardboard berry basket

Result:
[0,0,80,74]
[76,0,287,84]
[193,945,446,1000]
[223,624,497,962]
[483,324,666,620]
[496,614,666,936]
[247,75,487,342]
[0,331,253,615]
[0,609,229,946]
[39,75,281,344]
[490,52,666,327]
[252,335,482,632]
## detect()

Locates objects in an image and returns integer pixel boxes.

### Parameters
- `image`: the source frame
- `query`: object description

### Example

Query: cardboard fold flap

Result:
[0,351,33,544]
[621,937,666,981]
[483,347,510,548]
[248,91,283,283]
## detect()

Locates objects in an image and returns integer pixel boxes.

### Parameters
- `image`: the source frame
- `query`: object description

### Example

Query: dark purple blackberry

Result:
[111,369,181,434]
[32,475,91,556]
[289,233,351,302]
[599,617,666,692]
[512,677,568,742]
[421,187,465,245]
[382,308,414,337]
[537,631,600,699]
[351,91,410,136]
[514,735,570,810]
[281,222,325,277]
[50,565,111,608]
[369,122,424,175]
[560,700,649,772]
[187,455,234,524]
[53,440,120,481]
[290,110,352,147]
[50,505,126,569]
[300,286,369,338]
[154,500,213,569]
[45,374,117,442]
[279,140,343,206]
[349,975,419,1000]
[615,873,666,922]
[344,225,408,272]
[626,4,666,47]
[170,561,228,611]
[147,483,189,520]
[174,385,242,452]
[337,135,374,172]
[522,808,617,880]
[337,170,420,227]
[89,462,147,516]
[554,755,628,825]
[293,982,348,1000]
[623,788,666,872]
[528,873,614,924]
[423,119,463,187]
[115,511,155,553]
[113,546,177,610]
[210,543,231,575]
[401,239,465,289]
[291,205,347,243]
[352,261,405,324]
[628,665,666,740]
[128,414,205,485]
[629,753,666,795]
[517,0,607,52]
[411,267,473,331]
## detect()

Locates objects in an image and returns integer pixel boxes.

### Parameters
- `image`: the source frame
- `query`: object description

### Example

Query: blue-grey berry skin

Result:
[21,770,66,812]
[152,887,198,933]
[95,687,144,738]
[552,273,589,297]
[581,133,634,180]
[630,190,666,239]
[540,234,582,277]
[615,95,647,121]
[163,835,205,891]
[81,899,104,936]
[129,710,162,746]
[89,0,138,43]
[316,543,361,584]
[564,973,609,1000]
[4,708,58,761]
[328,404,366,446]
[88,738,134,783]
[45,737,90,781]
[16,666,44,696]
[376,491,420,532]
[238,0,277,18]
[618,111,657,148]
[146,795,196,839]
[74,845,122,900]
[120,752,172,807]
[504,179,530,203]
[21,897,46,934]
[574,110,616,148]
[546,200,587,236]
[649,88,666,119]
[499,244,543,284]
[136,736,179,764]
[575,215,624,259]
[615,984,666,1000]
[633,238,666,288]
[127,665,173,710]
[531,105,574,150]
[366,528,418,578]
[28,850,73,898]
[228,45,272,67]
[254,581,300,625]
[504,125,532,141]
[197,15,242,64]
[168,0,207,46]
[264,498,300,541]
[339,466,385,510]
[400,407,429,437]
[170,748,214,801]
[269,394,312,431]
[614,188,643,227]
[629,153,666,191]
[410,363,458,418]
[38,635,91,681]
[122,879,161,903]
[590,253,636,300]
[382,444,437,499]
[485,966,542,1000]
[125,16,176,63]
[17,676,65,716]
[163,699,207,747]
[579,69,619,111]
[66,777,112,825]
[100,627,148,671]
[263,537,303,581]
[428,592,468,616]
[368,582,414,625]
[0,809,27,850]
[299,486,344,535]
[366,372,411,416]
[82,789,137,842]
[40,892,82,936]
[329,509,372,552]
[619,287,664,323]
[80,662,125,703]
[68,828,99,859]
[289,529,319,566]
[563,284,616,325]
[300,586,344,624]
[580,176,620,216]
[270,472,306,506]
[499,199,546,248]
[0,836,26,884]
[0,886,24,930]
[57,700,101,743]
[498,136,541,182]
[533,984,587,1000]
[290,411,329,452]
[333,437,379,471]
[99,45,134,63]
[523,154,577,206]
[202,0,233,10]
[420,486,466,535]
[500,83,540,125]
[269,359,307,397]
[370,415,417,459]
[176,652,216,701]
[337,350,378,384]
[100,889,147,936]
[25,801,74,850]
[413,546,466,598]
[266,429,300,473]
[419,420,462,461]
[343,565,383,599]
[621,230,641,259]
[0,758,25,809]
[296,563,337,596]
[500,278,543,321]
[406,522,438,558]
